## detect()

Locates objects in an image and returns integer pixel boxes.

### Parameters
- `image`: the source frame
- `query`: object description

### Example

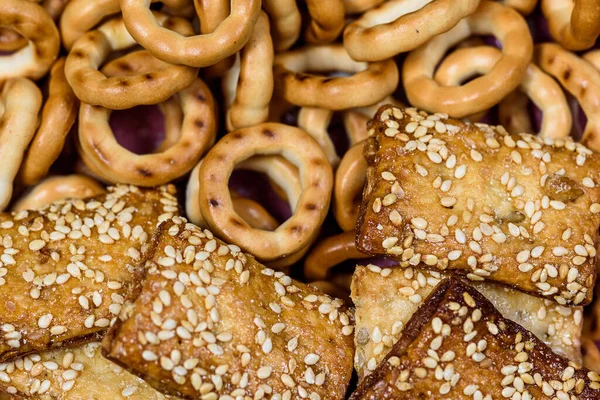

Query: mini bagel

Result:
[403,1,533,118]
[186,153,310,269]
[304,231,369,280]
[435,45,572,139]
[119,0,261,67]
[0,78,42,211]
[78,77,216,186]
[18,58,79,186]
[65,14,198,110]
[12,175,106,211]
[262,0,301,51]
[222,12,274,131]
[334,141,367,231]
[304,0,345,44]
[535,42,600,151]
[0,0,60,80]
[60,0,191,49]
[343,0,481,62]
[274,44,399,110]
[542,0,600,51]
[198,123,333,261]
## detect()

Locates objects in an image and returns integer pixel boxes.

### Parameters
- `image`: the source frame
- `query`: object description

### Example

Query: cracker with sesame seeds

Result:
[0,184,179,362]
[356,105,600,306]
[102,218,354,400]
[349,278,600,400]
[0,342,182,399]
[351,265,584,380]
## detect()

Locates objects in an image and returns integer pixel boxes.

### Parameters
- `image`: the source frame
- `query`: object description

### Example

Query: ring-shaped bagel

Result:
[435,46,572,139]
[343,0,481,61]
[77,77,217,186]
[65,14,198,110]
[402,1,533,118]
[198,123,333,261]
[119,0,261,67]
[0,0,60,80]
[186,154,310,269]
[274,44,399,110]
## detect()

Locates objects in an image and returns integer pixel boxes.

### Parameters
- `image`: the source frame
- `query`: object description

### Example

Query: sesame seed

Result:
[304,353,320,365]
[411,218,427,229]
[37,314,53,329]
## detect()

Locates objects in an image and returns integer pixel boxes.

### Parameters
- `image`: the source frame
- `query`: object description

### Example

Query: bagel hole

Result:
[109,105,168,154]
[228,168,293,229]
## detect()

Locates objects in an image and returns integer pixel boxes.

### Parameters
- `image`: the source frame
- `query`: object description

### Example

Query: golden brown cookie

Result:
[357,105,600,305]
[103,217,354,399]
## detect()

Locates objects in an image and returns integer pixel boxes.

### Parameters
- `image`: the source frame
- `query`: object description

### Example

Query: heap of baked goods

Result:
[1,0,600,399]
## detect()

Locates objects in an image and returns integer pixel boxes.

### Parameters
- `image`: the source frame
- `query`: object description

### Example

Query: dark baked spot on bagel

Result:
[311,158,324,166]
[137,167,152,177]
[144,73,154,81]
[231,132,243,140]
[196,93,206,102]
[289,225,303,233]
[262,129,275,138]
[119,63,133,72]
[231,218,244,227]
[563,68,571,81]
[305,203,317,211]
[119,79,130,87]
[194,119,204,128]
[71,50,85,59]
[296,73,309,81]
[209,199,220,207]
[322,77,334,84]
